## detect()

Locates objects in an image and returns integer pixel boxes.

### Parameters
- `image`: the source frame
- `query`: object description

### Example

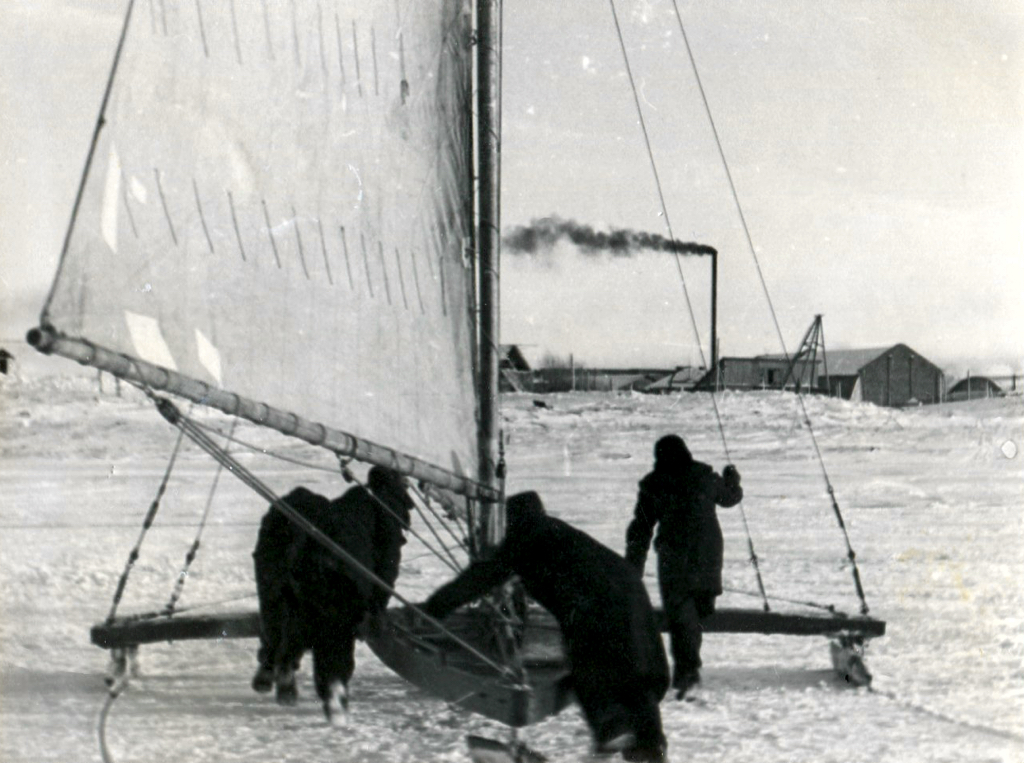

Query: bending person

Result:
[421,491,669,762]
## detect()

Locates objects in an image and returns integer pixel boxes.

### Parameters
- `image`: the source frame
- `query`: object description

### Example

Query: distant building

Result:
[692,355,821,393]
[823,345,944,406]
[947,375,1003,402]
[645,366,708,394]
[691,343,944,407]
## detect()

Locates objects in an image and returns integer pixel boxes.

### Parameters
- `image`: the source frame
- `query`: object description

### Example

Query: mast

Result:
[475,0,503,550]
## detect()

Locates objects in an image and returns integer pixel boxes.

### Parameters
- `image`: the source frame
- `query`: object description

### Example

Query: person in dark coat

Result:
[251,466,413,723]
[625,434,743,698]
[420,491,669,762]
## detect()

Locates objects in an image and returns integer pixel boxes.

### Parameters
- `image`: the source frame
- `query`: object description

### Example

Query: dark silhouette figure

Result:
[625,435,743,698]
[251,467,412,722]
[421,491,669,762]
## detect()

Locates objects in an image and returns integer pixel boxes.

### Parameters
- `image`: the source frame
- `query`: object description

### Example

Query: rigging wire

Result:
[722,585,837,614]
[668,0,870,614]
[162,418,239,615]
[104,413,190,624]
[147,392,521,684]
[608,0,770,612]
[183,412,471,574]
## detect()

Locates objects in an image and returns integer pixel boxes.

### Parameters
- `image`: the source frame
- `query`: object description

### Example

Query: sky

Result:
[1,0,1022,377]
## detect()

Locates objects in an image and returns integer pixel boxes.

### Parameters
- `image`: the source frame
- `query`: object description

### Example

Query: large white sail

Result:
[40,0,479,483]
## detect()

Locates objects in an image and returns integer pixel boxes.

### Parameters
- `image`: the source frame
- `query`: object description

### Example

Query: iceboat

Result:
[30,0,884,747]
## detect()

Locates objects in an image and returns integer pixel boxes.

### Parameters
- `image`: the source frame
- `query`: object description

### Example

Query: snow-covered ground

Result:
[1,375,1022,762]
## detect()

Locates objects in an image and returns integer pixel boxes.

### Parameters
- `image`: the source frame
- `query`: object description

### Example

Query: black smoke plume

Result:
[502,216,716,257]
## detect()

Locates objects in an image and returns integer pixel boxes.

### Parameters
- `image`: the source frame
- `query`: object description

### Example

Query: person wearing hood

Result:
[251,466,413,723]
[625,435,743,699]
[420,491,669,762]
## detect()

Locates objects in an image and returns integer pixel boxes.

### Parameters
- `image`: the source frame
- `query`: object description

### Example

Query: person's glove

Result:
[723,464,740,484]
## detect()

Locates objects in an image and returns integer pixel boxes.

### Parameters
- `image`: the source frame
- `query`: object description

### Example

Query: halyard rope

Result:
[667,0,870,614]
[608,0,770,611]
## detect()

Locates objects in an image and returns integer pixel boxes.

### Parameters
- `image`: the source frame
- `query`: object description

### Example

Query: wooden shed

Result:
[823,345,944,406]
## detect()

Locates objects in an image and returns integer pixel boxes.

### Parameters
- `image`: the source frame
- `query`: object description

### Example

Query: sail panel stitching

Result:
[153,168,178,246]
[335,12,347,90]
[371,26,380,95]
[317,218,334,285]
[394,247,409,309]
[339,225,355,289]
[261,199,282,268]
[193,0,210,58]
[291,206,310,279]
[352,20,364,97]
[227,190,247,261]
[377,242,393,304]
[120,171,139,238]
[228,0,243,64]
[360,233,375,296]
[410,246,426,313]
[193,179,214,253]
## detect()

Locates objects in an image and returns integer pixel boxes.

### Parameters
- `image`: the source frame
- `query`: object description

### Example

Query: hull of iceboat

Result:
[365,606,575,728]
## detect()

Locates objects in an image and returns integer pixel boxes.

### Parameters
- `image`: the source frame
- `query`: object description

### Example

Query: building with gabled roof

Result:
[689,343,944,407]
[819,344,944,406]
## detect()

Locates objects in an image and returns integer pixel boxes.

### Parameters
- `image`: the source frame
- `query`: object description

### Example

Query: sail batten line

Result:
[27,328,497,501]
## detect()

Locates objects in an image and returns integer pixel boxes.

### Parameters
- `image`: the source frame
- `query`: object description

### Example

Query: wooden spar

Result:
[26,327,498,502]
[475,0,503,549]
[90,606,885,649]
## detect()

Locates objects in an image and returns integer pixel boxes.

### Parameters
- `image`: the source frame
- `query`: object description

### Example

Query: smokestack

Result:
[503,216,716,257]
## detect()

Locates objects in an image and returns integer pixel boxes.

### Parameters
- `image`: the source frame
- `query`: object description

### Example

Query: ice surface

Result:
[1,376,1022,762]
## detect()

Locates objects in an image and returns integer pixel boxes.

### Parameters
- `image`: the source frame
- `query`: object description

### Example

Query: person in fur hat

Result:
[625,435,743,698]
